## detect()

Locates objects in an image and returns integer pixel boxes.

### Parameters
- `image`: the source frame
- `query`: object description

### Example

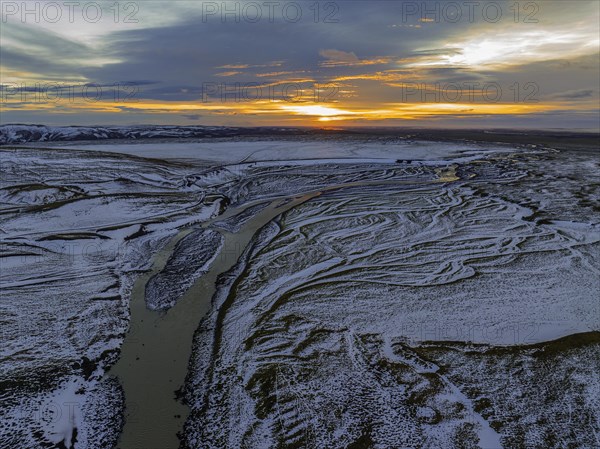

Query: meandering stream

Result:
[110,192,320,449]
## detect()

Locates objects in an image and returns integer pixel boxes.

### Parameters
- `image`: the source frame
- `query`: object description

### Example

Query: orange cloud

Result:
[319,49,393,67]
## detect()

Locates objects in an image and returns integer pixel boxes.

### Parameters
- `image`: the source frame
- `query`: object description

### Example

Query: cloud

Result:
[319,49,394,68]
[215,71,243,77]
[319,49,360,64]
[551,89,595,100]
[181,114,203,120]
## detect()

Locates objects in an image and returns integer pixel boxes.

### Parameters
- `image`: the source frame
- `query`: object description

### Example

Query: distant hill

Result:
[1,124,597,151]
[0,124,334,145]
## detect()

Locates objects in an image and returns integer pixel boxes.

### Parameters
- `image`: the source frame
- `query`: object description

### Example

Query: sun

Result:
[279,104,356,118]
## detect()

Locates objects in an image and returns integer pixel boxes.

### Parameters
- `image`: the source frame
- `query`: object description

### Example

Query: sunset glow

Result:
[1,1,599,129]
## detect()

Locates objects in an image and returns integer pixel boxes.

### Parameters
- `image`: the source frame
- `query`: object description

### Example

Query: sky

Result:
[1,0,599,129]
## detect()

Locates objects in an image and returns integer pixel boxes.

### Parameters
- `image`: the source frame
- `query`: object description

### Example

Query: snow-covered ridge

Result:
[0,124,308,145]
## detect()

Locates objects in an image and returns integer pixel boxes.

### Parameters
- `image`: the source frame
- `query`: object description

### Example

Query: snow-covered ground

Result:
[1,138,598,448]
[0,147,221,448]
[184,144,599,448]
[16,138,517,164]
